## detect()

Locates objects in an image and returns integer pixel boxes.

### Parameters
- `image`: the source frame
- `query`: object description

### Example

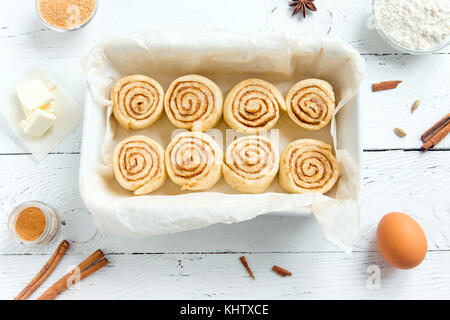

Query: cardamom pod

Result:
[411,99,420,113]
[394,127,407,137]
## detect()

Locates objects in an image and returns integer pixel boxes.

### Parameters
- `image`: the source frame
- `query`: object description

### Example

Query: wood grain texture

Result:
[0,151,448,255]
[0,0,447,58]
[0,0,449,299]
[2,252,450,300]
[0,0,449,154]
[363,54,450,149]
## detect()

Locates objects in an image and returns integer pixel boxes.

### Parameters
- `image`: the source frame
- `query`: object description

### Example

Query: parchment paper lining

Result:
[80,30,364,252]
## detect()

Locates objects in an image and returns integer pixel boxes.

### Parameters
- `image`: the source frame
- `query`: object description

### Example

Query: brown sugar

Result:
[15,207,47,241]
[38,0,97,30]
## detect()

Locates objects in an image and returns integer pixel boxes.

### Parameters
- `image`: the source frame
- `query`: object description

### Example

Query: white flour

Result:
[374,0,450,50]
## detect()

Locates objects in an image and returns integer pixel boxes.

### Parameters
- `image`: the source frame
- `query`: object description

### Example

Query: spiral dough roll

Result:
[285,79,335,130]
[164,75,223,132]
[279,139,339,194]
[223,79,286,134]
[223,135,279,193]
[165,131,222,191]
[111,75,164,130]
[113,136,166,195]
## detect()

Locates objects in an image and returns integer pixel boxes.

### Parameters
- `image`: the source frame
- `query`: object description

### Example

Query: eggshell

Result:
[376,212,427,269]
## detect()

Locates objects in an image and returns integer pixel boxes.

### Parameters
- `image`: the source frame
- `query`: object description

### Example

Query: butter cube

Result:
[39,102,56,115]
[21,108,56,138]
[16,80,54,115]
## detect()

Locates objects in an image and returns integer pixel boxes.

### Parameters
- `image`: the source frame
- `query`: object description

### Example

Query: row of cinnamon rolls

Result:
[113,133,339,195]
[111,74,336,133]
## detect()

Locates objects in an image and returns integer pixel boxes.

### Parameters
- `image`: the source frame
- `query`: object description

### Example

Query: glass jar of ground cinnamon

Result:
[8,201,60,246]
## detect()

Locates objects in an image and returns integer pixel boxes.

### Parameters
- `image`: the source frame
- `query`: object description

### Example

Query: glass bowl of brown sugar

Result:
[8,201,60,246]
[36,0,98,32]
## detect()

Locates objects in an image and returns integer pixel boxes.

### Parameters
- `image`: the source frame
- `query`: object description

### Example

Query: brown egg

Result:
[376,212,427,269]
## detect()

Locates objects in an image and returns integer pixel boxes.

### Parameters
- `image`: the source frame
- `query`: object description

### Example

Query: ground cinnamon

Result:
[15,207,46,241]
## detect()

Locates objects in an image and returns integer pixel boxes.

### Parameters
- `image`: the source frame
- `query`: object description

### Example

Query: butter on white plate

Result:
[0,65,83,161]
[16,79,55,116]
[17,79,56,138]
[21,108,56,138]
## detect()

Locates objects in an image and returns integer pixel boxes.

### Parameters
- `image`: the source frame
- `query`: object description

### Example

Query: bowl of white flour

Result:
[373,0,450,54]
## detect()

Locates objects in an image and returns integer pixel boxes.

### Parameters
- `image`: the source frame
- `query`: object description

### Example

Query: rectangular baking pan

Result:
[79,90,361,218]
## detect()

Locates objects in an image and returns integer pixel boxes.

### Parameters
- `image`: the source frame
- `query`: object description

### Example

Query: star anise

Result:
[290,0,317,19]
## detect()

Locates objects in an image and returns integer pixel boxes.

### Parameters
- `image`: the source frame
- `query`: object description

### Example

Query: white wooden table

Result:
[1,0,449,300]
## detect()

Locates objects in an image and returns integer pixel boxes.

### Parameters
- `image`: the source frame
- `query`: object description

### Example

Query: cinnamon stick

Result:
[421,114,450,142]
[239,256,255,280]
[37,249,109,300]
[272,265,292,277]
[372,80,402,92]
[14,240,70,300]
[422,122,450,151]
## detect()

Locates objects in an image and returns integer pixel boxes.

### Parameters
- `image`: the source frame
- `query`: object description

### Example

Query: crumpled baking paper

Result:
[80,30,364,253]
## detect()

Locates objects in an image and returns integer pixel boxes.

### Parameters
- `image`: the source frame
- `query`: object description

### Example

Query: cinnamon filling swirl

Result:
[165,75,223,132]
[223,135,279,193]
[113,136,166,195]
[285,79,335,130]
[166,132,222,191]
[279,139,339,194]
[111,75,164,130]
[224,79,286,134]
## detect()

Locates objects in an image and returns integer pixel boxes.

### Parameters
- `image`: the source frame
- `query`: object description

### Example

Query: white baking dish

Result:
[78,31,364,247]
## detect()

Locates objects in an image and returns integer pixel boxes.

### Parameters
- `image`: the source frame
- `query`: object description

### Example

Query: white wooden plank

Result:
[359,150,450,252]
[0,0,449,153]
[363,54,450,149]
[0,56,449,154]
[268,0,450,55]
[0,0,449,300]
[1,251,450,300]
[0,151,449,254]
[1,0,447,58]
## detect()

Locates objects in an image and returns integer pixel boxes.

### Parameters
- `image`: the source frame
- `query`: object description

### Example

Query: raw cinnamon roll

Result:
[111,75,164,130]
[164,75,223,132]
[165,131,222,191]
[113,136,166,195]
[279,139,339,194]
[223,135,279,193]
[223,79,286,134]
[285,79,335,130]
